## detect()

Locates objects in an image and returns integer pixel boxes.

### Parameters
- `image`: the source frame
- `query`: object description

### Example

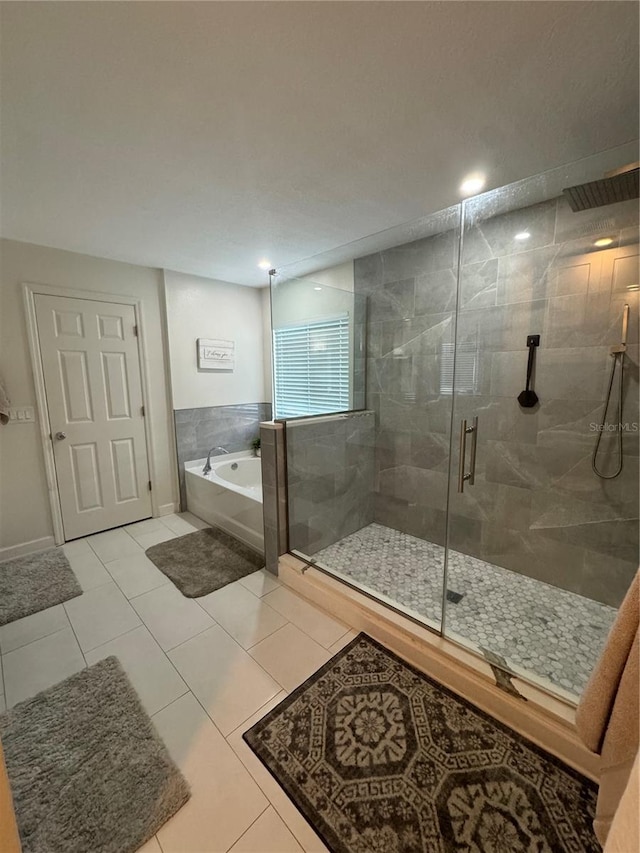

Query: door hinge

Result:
[141,405,145,417]
[133,324,139,337]
[148,480,152,491]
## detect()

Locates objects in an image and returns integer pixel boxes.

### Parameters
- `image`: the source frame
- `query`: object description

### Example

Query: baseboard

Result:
[278,553,601,783]
[0,536,56,562]
[157,503,179,517]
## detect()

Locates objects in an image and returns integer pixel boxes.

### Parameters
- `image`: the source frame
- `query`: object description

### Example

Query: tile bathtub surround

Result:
[286,412,376,555]
[174,402,271,510]
[354,196,639,607]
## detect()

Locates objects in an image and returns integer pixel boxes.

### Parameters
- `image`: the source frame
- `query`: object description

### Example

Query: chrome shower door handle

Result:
[457,417,478,492]
[468,416,478,486]
[458,419,468,493]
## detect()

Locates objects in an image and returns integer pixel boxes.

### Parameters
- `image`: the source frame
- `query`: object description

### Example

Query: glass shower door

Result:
[275,206,464,635]
[443,150,640,700]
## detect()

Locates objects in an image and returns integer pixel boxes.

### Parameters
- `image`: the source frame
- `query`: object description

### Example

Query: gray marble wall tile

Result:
[414,268,458,315]
[174,402,271,510]
[286,412,375,556]
[377,312,455,358]
[459,259,499,310]
[368,279,415,323]
[495,245,560,305]
[581,550,638,608]
[456,300,547,353]
[463,200,557,265]
[554,196,639,244]
[346,197,639,609]
[489,347,610,401]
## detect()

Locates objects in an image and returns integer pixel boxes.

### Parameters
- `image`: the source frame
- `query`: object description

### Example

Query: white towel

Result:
[0,376,10,426]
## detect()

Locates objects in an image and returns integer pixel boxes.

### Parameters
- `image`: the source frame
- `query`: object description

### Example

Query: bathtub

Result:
[184,451,263,553]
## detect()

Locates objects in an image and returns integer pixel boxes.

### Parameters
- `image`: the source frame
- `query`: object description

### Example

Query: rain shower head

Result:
[562,164,639,212]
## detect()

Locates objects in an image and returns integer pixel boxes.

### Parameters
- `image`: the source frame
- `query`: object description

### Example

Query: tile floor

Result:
[0,512,356,853]
[313,522,617,699]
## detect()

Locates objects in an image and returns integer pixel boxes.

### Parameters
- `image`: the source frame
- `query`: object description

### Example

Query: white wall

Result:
[0,239,178,553]
[164,270,267,410]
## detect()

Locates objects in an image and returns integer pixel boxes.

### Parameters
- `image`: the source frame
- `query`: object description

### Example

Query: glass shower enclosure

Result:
[270,142,639,703]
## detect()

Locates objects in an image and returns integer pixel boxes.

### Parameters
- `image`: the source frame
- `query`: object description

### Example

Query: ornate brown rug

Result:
[243,633,598,853]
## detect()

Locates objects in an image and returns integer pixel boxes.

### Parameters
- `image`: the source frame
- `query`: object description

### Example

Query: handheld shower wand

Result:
[592,304,629,479]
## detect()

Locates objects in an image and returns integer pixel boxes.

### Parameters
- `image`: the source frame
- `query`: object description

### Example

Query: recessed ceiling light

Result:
[459,173,486,196]
[314,287,322,291]
[257,259,272,270]
[594,237,613,248]
[514,231,531,241]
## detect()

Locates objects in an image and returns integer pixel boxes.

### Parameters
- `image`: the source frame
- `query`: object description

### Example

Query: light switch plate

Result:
[8,406,35,423]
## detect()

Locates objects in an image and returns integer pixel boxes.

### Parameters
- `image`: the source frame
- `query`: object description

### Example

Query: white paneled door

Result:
[35,294,152,540]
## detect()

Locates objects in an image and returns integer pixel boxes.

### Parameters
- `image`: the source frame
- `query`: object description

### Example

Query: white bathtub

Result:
[185,451,263,553]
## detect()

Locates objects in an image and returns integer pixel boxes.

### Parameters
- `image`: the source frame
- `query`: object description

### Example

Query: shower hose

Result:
[591,350,625,479]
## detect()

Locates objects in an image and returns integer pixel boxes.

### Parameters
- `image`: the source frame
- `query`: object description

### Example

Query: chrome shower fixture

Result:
[592,304,630,479]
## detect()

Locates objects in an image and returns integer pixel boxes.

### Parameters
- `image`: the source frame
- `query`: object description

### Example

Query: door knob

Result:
[55,431,67,440]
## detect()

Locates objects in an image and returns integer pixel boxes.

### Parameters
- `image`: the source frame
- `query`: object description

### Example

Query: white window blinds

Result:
[273,316,350,418]
[440,341,478,395]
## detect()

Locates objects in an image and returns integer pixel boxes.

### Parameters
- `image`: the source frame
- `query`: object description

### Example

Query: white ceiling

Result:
[1,1,638,287]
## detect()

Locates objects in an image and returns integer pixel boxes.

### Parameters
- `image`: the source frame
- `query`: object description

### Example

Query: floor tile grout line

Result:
[2,624,73,661]
[222,803,272,853]
[149,617,218,655]
[225,716,322,853]
[163,605,291,697]
[100,554,172,602]
[61,601,92,666]
[146,688,191,720]
[262,587,353,651]
[225,689,289,741]
[244,618,292,652]
[149,684,283,842]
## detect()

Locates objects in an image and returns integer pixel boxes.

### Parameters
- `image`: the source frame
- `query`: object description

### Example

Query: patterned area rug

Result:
[146,527,264,597]
[244,634,598,853]
[0,548,81,626]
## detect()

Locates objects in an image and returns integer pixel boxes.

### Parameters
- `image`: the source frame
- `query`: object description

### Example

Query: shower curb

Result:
[278,552,600,783]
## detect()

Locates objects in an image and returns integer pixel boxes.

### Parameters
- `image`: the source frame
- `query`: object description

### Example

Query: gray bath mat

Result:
[146,527,264,597]
[0,548,82,626]
[0,656,190,853]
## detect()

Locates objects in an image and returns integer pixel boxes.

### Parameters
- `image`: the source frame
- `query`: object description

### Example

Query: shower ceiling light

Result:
[257,259,272,270]
[594,238,614,248]
[514,231,531,241]
[314,287,322,291]
[459,173,486,196]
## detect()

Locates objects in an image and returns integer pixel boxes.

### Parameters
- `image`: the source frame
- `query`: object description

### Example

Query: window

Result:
[439,341,478,395]
[273,315,350,418]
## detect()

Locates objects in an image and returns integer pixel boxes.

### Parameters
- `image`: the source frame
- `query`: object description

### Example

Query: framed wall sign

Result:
[197,338,235,370]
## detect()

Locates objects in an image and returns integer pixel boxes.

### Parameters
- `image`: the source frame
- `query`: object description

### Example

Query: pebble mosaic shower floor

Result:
[312,523,616,698]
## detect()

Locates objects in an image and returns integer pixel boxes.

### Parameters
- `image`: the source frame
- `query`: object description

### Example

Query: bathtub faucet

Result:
[202,446,229,475]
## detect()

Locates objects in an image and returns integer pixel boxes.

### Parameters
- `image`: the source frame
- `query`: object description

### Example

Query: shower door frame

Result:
[274,140,640,707]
